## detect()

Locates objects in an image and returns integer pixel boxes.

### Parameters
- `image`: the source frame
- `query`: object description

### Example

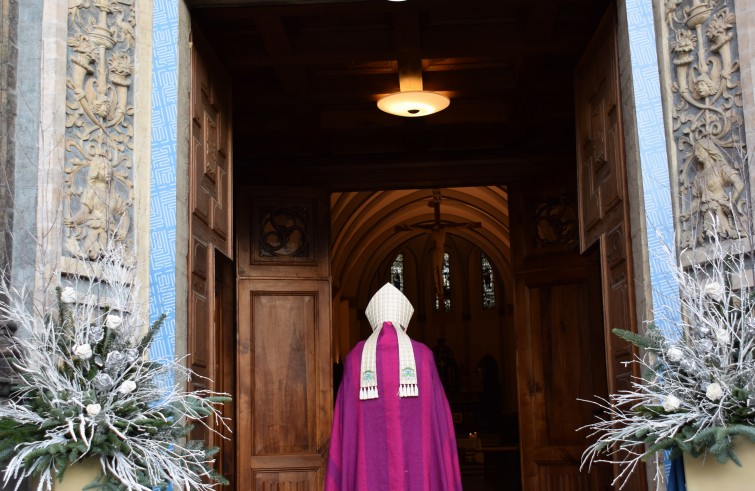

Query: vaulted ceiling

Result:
[192,0,610,190]
[330,187,510,297]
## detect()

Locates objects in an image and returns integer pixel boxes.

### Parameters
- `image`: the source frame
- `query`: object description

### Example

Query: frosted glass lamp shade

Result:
[377,91,450,117]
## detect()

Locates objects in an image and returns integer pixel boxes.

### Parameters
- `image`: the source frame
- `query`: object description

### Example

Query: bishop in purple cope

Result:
[325,284,462,491]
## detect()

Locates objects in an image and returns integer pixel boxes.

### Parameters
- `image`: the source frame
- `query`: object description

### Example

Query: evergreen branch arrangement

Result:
[580,232,755,488]
[0,244,230,490]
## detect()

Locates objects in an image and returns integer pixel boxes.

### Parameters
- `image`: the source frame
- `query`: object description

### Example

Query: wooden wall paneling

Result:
[576,5,623,253]
[190,236,211,374]
[514,259,611,491]
[191,25,233,258]
[237,279,332,490]
[188,22,235,485]
[188,234,213,450]
[574,7,645,490]
[237,187,330,279]
[236,186,332,489]
[215,255,236,489]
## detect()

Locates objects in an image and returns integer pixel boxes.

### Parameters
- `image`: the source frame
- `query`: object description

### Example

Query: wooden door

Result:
[236,187,332,490]
[575,6,646,491]
[187,22,235,487]
[512,230,612,490]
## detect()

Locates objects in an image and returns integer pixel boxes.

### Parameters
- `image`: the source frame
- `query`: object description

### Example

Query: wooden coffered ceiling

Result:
[193,0,610,190]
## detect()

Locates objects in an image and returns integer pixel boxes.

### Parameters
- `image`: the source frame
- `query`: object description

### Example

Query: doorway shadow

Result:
[457,428,521,491]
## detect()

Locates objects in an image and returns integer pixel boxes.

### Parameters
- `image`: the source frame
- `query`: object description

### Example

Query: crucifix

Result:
[394,189,481,311]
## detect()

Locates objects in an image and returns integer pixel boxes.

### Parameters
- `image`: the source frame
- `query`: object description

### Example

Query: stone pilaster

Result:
[659,0,748,249]
[0,0,17,274]
[62,0,136,266]
[0,0,18,399]
[734,0,755,156]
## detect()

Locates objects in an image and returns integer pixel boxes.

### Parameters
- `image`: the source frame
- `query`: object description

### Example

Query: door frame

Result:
[176,2,656,488]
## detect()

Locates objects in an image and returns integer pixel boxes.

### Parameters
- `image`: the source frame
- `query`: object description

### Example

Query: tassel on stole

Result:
[360,386,379,400]
[399,384,418,398]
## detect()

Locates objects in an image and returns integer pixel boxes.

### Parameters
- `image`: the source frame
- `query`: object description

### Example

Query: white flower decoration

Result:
[666,347,684,362]
[705,281,724,302]
[663,394,681,412]
[125,348,139,363]
[117,380,137,395]
[706,382,724,401]
[89,325,105,343]
[105,351,126,370]
[73,343,93,360]
[93,372,114,391]
[86,403,101,417]
[714,327,730,344]
[61,286,76,304]
[106,314,122,329]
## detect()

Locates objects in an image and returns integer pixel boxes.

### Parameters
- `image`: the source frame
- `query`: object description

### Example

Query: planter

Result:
[32,457,102,491]
[683,438,755,491]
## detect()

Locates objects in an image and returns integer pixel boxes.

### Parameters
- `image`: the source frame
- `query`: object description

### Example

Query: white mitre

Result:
[365,283,414,331]
[359,283,418,400]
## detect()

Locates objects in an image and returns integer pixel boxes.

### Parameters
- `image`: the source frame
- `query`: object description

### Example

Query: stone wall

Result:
[0,0,18,400]
[734,0,755,156]
[10,0,42,302]
[0,0,17,274]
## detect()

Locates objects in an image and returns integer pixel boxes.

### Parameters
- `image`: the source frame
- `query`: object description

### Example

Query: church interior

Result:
[331,187,518,488]
[192,0,614,488]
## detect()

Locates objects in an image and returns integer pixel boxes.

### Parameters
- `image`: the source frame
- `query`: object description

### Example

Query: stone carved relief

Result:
[64,0,135,260]
[665,0,748,247]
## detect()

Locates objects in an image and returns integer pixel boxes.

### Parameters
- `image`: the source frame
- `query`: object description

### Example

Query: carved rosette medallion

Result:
[64,0,135,260]
[665,0,748,247]
[533,196,578,250]
[258,207,310,258]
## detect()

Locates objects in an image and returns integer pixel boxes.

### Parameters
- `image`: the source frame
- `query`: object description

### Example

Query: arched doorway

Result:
[331,187,519,489]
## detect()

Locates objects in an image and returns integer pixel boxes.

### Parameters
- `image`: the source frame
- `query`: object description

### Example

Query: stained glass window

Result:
[435,252,451,312]
[481,252,495,309]
[391,253,404,292]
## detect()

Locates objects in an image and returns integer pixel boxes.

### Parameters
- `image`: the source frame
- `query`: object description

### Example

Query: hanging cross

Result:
[394,189,481,308]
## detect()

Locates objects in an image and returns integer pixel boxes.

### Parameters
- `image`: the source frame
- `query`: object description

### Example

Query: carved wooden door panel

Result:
[187,23,235,488]
[509,175,613,491]
[575,7,646,491]
[236,187,332,491]
[514,251,612,491]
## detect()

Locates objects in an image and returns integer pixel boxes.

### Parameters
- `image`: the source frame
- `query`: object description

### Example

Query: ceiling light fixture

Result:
[377,55,450,117]
[377,91,450,117]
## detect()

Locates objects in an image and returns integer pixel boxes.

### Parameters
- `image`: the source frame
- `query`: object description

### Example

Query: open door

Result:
[187,23,235,488]
[236,187,333,490]
[511,174,613,490]
[513,246,612,491]
[575,6,646,491]
[511,8,641,489]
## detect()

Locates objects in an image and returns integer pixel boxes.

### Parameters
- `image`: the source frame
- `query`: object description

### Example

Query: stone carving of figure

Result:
[65,150,130,260]
[680,138,745,245]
